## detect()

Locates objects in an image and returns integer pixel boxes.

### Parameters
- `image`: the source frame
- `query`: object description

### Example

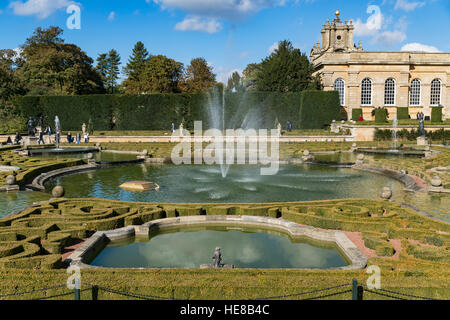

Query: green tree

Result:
[0,49,25,103]
[106,49,121,93]
[140,55,184,93]
[256,40,315,92]
[96,53,109,83]
[242,63,261,91]
[18,26,104,95]
[226,71,244,92]
[181,57,216,93]
[123,41,149,94]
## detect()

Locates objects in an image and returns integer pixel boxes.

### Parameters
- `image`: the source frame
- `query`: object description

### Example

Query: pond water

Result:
[44,164,404,203]
[0,191,50,217]
[90,226,348,269]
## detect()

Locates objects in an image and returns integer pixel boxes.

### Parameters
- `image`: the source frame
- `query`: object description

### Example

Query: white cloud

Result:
[268,42,278,54]
[394,0,426,11]
[9,0,75,19]
[175,16,222,34]
[214,66,243,84]
[371,30,407,46]
[354,5,383,36]
[108,11,116,21]
[401,43,441,52]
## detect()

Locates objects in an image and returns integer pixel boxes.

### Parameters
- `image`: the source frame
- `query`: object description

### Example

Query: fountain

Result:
[54,116,62,150]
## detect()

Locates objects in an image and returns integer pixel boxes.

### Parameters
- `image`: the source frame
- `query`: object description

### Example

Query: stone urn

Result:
[5,175,16,186]
[52,186,65,198]
[381,187,392,200]
[355,153,365,165]
[430,176,442,188]
[301,150,314,162]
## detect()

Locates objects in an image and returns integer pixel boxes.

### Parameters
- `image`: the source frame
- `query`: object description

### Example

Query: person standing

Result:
[76,133,81,144]
[38,130,44,145]
[14,132,22,145]
[84,132,89,143]
[67,132,73,144]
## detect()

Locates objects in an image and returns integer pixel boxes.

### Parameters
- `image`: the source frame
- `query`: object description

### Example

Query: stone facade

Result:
[311,11,450,120]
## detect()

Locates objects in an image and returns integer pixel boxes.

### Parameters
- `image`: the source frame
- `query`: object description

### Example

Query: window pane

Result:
[361,78,372,105]
[334,78,345,106]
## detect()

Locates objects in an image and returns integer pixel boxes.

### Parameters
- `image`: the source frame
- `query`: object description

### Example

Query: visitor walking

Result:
[46,125,52,136]
[38,130,44,145]
[67,132,73,144]
[84,132,89,143]
[287,121,293,132]
[76,133,81,144]
[172,123,175,133]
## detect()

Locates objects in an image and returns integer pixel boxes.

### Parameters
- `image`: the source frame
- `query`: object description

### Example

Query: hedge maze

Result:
[0,198,448,271]
[0,149,84,187]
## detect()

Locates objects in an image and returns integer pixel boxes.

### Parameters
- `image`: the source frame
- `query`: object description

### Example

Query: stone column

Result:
[347,71,360,119]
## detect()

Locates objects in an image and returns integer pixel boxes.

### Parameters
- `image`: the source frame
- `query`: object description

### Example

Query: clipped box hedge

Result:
[352,108,363,121]
[431,107,443,123]
[396,107,410,120]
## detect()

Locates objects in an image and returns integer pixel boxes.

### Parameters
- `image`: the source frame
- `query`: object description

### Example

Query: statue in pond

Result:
[212,247,222,268]
[27,117,35,137]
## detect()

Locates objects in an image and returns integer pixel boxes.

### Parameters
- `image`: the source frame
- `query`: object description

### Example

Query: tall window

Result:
[361,78,372,106]
[410,79,421,106]
[334,78,345,106]
[430,79,441,106]
[384,78,396,106]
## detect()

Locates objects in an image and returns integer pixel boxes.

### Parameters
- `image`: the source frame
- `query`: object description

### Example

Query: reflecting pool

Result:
[90,226,348,269]
[44,164,404,203]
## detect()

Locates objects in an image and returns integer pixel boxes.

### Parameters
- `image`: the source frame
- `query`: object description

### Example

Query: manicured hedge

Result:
[431,107,443,123]
[16,91,339,131]
[352,108,363,121]
[397,107,409,120]
[375,108,388,123]
[298,90,341,129]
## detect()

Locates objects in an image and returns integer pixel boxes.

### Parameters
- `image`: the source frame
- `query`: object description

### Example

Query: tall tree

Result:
[105,49,121,94]
[226,71,244,92]
[96,53,108,83]
[0,49,25,103]
[181,57,216,93]
[256,40,315,92]
[140,55,184,93]
[18,26,104,95]
[242,63,260,91]
[122,42,150,94]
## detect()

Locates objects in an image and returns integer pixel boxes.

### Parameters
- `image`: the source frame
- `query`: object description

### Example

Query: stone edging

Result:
[67,215,368,271]
[352,164,423,192]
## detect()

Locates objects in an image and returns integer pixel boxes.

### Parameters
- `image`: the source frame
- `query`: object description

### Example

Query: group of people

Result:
[66,132,90,144]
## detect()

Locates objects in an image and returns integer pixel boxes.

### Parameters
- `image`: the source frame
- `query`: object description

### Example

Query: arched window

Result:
[384,78,396,106]
[361,78,372,106]
[410,79,421,106]
[334,78,345,106]
[430,79,441,106]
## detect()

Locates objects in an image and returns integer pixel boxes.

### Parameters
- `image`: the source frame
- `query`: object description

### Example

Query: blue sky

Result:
[1,0,449,82]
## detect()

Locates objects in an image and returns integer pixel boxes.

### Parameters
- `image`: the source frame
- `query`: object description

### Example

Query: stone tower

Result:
[310,11,362,61]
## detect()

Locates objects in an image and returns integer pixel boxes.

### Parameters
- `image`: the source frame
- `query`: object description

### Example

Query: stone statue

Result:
[417,112,425,137]
[82,123,87,135]
[212,247,222,268]
[179,123,184,137]
[27,117,35,137]
[38,115,43,128]
[277,122,282,137]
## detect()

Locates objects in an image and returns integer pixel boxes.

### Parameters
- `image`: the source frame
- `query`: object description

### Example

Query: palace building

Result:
[310,11,450,121]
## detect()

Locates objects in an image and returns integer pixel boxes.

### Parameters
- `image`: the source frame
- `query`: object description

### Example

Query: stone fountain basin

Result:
[28,147,99,155]
[355,148,425,157]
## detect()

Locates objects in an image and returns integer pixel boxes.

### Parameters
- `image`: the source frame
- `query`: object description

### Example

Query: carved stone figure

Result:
[212,247,222,268]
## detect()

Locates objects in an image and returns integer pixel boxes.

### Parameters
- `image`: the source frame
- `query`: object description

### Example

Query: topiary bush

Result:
[397,107,409,120]
[375,108,388,123]
[298,90,341,129]
[431,106,443,123]
[352,108,363,121]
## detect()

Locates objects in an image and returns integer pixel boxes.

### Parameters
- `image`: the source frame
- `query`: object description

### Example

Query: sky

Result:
[1,0,449,83]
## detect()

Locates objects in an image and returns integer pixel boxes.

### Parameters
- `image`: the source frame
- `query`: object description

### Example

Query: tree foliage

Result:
[122,41,149,94]
[17,26,104,95]
[181,57,216,93]
[139,55,184,93]
[251,40,317,92]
